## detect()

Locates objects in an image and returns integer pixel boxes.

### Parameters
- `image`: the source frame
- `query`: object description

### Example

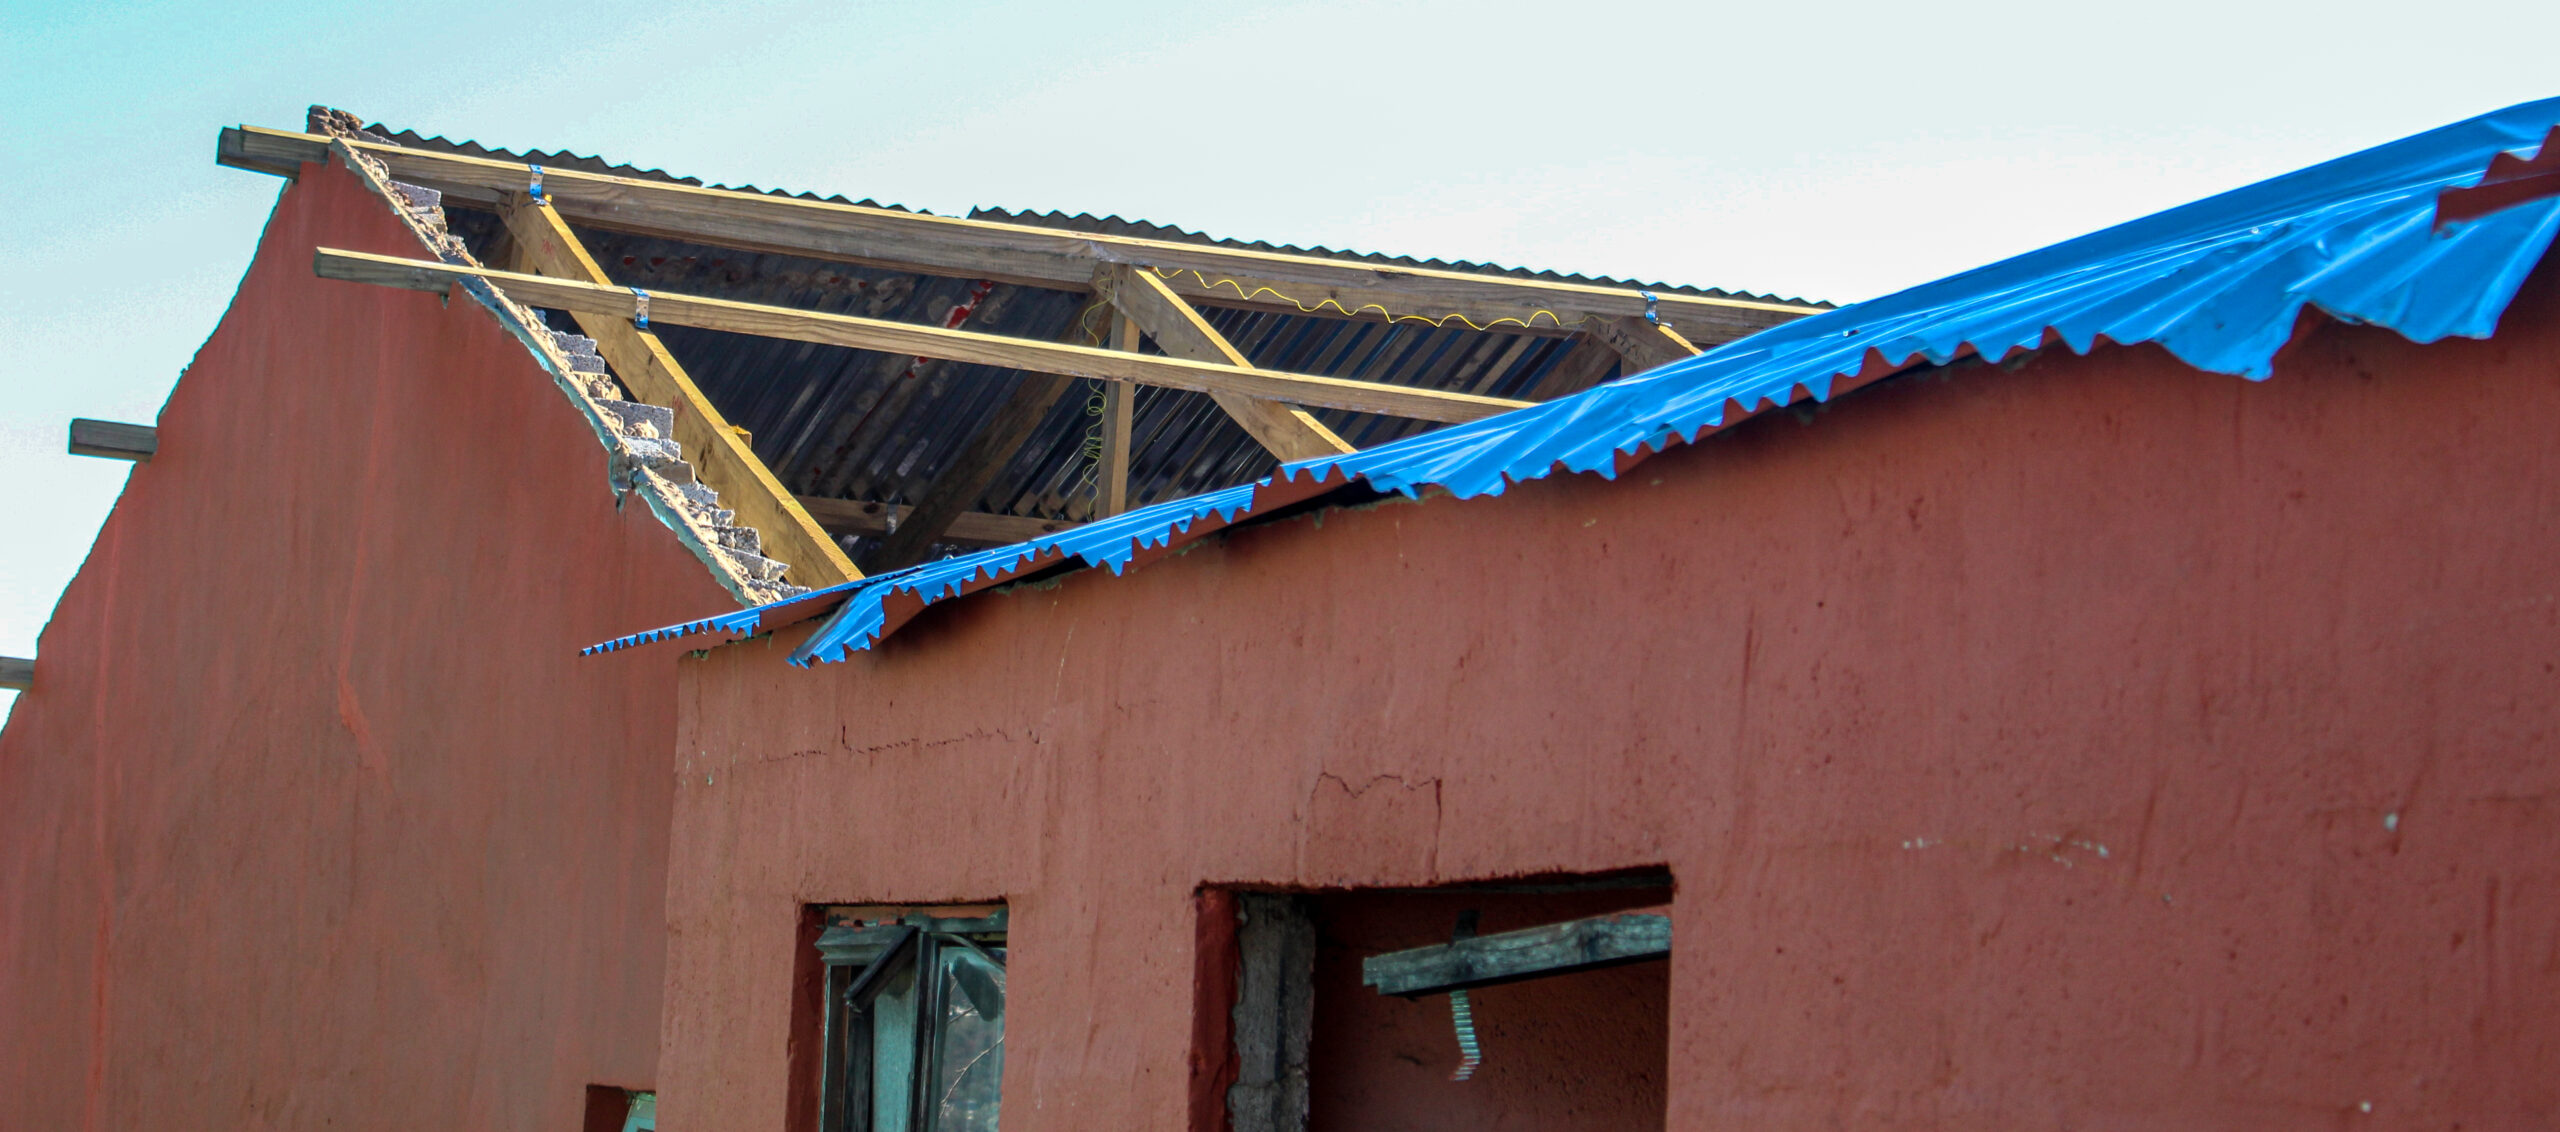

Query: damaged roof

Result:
[239,106,1825,611]
[591,97,2560,663]
[352,111,1820,554]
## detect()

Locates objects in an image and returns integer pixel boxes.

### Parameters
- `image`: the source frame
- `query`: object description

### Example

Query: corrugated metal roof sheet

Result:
[592,99,2560,664]
[363,114,1822,307]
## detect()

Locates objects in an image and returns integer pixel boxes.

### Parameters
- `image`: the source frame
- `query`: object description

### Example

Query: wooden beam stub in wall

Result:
[496,195,860,588]
[0,656,31,692]
[68,419,157,462]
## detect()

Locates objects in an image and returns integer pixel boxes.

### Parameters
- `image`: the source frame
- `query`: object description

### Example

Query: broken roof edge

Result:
[587,98,2560,665]
[313,118,813,607]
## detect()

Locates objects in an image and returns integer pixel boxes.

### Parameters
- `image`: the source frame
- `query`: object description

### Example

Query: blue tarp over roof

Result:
[591,98,2560,666]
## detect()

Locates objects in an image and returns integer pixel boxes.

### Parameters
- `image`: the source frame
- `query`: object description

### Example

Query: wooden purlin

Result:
[1099,264,1352,463]
[313,250,1535,424]
[497,195,860,588]
[224,125,1822,345]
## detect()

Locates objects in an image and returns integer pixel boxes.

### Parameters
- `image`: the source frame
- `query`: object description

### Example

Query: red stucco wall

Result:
[0,160,728,1130]
[660,260,2560,1130]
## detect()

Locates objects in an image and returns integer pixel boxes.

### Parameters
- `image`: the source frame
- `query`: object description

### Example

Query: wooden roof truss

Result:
[223,122,1818,585]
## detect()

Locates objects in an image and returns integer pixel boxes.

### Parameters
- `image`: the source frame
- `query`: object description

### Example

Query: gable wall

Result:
[662,260,2560,1129]
[0,161,729,1130]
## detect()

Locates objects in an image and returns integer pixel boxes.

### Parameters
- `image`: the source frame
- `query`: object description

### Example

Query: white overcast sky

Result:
[3,0,2556,710]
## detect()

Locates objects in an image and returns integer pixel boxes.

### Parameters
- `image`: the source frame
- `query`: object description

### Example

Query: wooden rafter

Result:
[858,370,1081,572]
[496,194,860,588]
[225,125,1820,346]
[1098,264,1351,463]
[1536,335,1626,400]
[315,250,1533,424]
[849,296,1114,570]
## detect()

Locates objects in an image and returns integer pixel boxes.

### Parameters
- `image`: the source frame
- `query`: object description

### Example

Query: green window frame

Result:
[817,907,1007,1132]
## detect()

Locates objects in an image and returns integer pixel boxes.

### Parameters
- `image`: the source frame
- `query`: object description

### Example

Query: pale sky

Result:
[3,0,2556,711]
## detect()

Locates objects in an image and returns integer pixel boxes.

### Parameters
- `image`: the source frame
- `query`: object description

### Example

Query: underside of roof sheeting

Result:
[439,208,1625,542]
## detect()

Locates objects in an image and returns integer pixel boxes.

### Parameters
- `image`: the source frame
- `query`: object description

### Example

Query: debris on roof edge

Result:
[314,106,812,607]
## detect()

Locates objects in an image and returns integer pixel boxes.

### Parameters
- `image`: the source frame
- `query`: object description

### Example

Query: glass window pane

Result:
[929,946,1005,1132]
[870,961,919,1132]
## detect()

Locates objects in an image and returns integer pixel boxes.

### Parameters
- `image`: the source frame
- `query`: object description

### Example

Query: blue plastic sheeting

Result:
[590,99,2560,666]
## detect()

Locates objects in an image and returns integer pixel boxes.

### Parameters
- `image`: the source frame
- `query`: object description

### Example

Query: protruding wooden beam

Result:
[1099,264,1351,463]
[1585,314,1704,375]
[226,124,1822,346]
[792,496,1075,547]
[1360,905,1670,998]
[316,249,1532,424]
[68,419,156,462]
[0,656,31,692]
[1098,313,1139,516]
[497,195,860,588]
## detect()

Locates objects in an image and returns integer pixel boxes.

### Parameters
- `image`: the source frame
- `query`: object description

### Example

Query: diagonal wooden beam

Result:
[858,369,1082,572]
[315,249,1533,424]
[497,195,860,587]
[1534,334,1624,400]
[225,124,1823,346]
[1098,264,1351,463]
[1584,314,1704,375]
[792,496,1075,547]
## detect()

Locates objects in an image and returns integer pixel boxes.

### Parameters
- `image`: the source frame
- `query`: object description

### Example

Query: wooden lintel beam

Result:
[68,419,157,462]
[315,249,1530,424]
[496,195,859,588]
[0,656,30,692]
[225,125,1821,345]
[1100,264,1351,463]
[792,496,1076,547]
[1586,314,1704,375]
[1360,906,1671,998]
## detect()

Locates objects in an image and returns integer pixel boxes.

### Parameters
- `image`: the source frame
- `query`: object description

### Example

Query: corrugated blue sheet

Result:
[590,98,2560,666]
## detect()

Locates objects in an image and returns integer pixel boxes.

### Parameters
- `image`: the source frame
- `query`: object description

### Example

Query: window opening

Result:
[1225,873,1670,1132]
[815,905,1007,1132]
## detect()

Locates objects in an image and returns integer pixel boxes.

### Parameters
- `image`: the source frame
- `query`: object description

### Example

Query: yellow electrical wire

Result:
[1144,266,1593,334]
